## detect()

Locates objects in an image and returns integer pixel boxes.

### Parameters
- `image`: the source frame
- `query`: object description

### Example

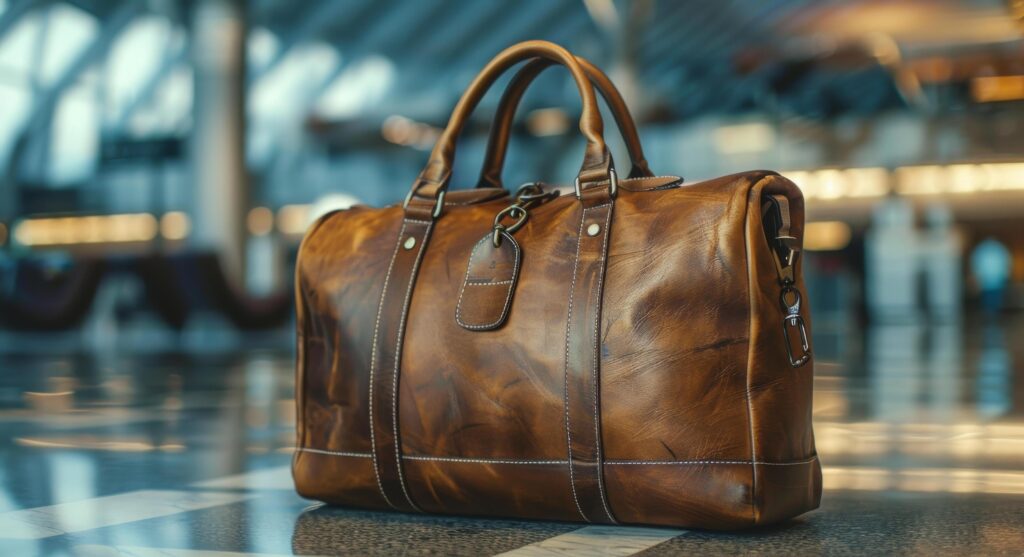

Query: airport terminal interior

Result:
[1,0,1024,555]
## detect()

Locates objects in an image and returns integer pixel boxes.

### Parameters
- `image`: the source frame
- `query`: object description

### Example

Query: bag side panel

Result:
[598,172,765,528]
[744,174,823,525]
[292,205,405,510]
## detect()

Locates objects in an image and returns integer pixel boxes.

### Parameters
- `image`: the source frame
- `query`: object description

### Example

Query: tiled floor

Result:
[0,317,1022,555]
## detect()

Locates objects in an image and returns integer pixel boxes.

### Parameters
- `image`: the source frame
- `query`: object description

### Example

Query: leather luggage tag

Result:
[455,231,521,331]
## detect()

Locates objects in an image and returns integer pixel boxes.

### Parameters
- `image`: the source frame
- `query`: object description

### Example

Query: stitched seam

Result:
[366,221,407,511]
[563,205,589,523]
[298,448,373,458]
[465,280,515,286]
[404,455,567,465]
[455,231,520,330]
[453,236,480,329]
[607,456,820,466]
[390,220,432,513]
[591,175,681,186]
[404,219,433,225]
[744,175,766,526]
[591,204,616,524]
[295,448,819,467]
[618,176,685,191]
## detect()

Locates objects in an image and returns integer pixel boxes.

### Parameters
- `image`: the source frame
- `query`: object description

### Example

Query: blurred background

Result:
[2,0,1024,338]
[0,0,1023,551]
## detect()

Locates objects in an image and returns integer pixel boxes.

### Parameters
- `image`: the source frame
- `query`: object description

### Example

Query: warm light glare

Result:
[15,436,186,453]
[247,206,275,236]
[971,75,1024,103]
[14,213,158,247]
[785,167,887,200]
[713,122,775,154]
[823,466,1024,495]
[381,115,440,150]
[160,211,190,240]
[527,108,570,137]
[804,221,852,251]
[896,163,1024,195]
[277,204,311,235]
[788,162,1024,200]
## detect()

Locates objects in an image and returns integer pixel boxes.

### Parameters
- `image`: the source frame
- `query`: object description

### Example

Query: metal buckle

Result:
[402,189,446,219]
[780,286,811,367]
[574,167,618,199]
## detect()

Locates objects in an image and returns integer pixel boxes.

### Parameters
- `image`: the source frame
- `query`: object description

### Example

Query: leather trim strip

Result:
[367,215,433,513]
[295,448,819,467]
[562,200,617,524]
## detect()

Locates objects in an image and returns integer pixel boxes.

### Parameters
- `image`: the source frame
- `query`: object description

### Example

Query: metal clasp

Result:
[491,183,558,247]
[402,188,446,219]
[780,285,811,368]
[574,168,618,199]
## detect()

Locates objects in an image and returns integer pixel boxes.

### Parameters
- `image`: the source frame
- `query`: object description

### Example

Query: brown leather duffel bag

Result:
[293,40,821,529]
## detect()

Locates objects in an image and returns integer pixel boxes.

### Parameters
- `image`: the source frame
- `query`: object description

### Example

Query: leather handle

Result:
[409,40,612,204]
[477,57,653,190]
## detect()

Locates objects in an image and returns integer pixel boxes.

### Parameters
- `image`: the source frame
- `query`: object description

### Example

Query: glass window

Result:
[314,55,395,119]
[49,84,99,184]
[104,15,180,126]
[0,11,40,82]
[38,4,98,86]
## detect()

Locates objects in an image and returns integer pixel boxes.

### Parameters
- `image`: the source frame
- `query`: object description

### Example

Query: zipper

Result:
[762,195,811,368]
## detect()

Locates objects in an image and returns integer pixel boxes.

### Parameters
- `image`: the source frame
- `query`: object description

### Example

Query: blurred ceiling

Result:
[3,0,1024,150]
[240,0,1024,122]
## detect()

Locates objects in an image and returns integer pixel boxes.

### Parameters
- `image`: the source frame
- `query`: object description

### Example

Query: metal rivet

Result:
[587,223,601,236]
[403,236,416,250]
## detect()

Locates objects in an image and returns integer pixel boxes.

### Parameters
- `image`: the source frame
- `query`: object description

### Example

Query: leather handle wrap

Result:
[477,57,652,189]
[409,40,612,201]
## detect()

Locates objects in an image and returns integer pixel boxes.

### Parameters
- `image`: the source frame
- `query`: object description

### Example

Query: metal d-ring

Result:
[492,206,528,247]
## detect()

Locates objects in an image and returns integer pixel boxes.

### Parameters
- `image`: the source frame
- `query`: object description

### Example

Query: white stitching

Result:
[403,456,569,464]
[465,280,515,286]
[455,231,520,330]
[367,221,407,511]
[563,205,589,522]
[295,448,820,467]
[390,219,432,513]
[606,456,820,466]
[298,448,373,458]
[591,204,617,524]
[404,219,433,225]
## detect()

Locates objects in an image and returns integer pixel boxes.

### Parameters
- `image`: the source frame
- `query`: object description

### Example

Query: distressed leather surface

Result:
[293,171,822,530]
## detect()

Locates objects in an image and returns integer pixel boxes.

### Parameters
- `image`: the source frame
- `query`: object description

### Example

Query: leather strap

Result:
[409,40,613,202]
[367,204,435,512]
[478,57,652,189]
[562,188,617,524]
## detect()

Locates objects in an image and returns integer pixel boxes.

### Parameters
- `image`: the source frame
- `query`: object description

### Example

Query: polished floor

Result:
[0,317,1022,556]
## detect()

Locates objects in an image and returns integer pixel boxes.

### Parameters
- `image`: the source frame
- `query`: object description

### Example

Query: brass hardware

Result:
[403,236,416,250]
[587,223,601,236]
[402,189,446,219]
[490,183,559,247]
[574,167,618,198]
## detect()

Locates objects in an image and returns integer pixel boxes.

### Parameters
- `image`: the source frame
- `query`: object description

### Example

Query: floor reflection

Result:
[0,316,1020,554]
